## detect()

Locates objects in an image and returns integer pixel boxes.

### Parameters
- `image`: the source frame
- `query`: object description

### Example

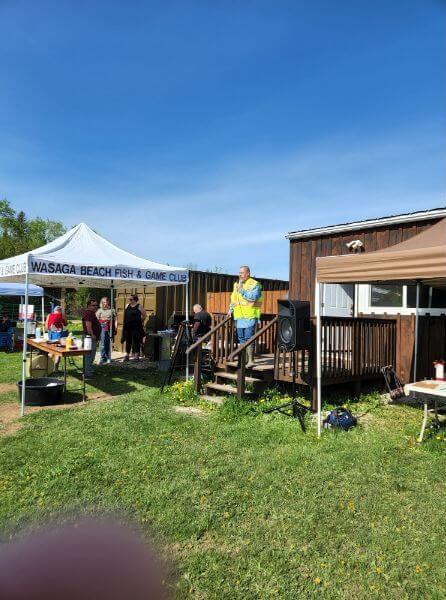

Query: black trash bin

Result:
[17,378,65,406]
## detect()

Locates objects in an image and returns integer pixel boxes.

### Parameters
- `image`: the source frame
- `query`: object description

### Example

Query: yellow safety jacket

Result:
[231,277,262,320]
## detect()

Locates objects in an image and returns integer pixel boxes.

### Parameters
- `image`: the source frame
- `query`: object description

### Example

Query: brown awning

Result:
[316,218,446,284]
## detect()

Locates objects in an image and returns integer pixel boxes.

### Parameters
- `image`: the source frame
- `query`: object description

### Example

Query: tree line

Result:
[0,199,66,259]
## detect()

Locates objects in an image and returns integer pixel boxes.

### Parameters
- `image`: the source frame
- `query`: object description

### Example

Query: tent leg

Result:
[41,295,45,327]
[315,280,322,437]
[110,282,114,361]
[413,281,420,382]
[20,273,29,417]
[185,282,189,381]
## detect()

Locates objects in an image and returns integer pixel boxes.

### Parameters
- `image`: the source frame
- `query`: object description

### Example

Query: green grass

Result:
[0,351,445,598]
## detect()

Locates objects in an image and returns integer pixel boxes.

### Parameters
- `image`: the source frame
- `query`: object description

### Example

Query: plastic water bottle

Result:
[35,327,41,341]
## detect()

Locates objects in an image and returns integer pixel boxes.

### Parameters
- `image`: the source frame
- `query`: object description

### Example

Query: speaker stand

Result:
[262,351,310,432]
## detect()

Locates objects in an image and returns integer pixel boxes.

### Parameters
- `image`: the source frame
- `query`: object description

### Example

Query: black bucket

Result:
[17,378,64,406]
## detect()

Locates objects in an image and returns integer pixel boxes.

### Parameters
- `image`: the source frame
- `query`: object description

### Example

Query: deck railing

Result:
[319,316,396,379]
[185,313,232,393]
[227,316,278,399]
[275,315,397,385]
[186,313,277,394]
[210,313,237,365]
[210,313,277,366]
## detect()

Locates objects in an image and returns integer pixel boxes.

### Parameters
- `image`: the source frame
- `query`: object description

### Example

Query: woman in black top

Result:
[121,294,147,361]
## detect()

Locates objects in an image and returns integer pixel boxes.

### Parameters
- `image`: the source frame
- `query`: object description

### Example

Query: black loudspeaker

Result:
[277,300,312,351]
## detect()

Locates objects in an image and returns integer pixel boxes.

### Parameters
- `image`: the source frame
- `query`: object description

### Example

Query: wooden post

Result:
[60,288,66,313]
[237,350,246,400]
[311,384,318,412]
[193,344,202,393]
[310,318,316,411]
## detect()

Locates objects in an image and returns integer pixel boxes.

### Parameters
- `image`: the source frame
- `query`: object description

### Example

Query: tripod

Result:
[263,350,310,432]
[161,321,193,391]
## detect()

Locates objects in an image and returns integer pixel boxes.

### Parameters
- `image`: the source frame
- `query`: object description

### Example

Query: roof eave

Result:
[286,208,446,241]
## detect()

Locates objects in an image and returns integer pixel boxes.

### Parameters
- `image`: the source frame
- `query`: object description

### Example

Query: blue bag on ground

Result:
[324,407,357,431]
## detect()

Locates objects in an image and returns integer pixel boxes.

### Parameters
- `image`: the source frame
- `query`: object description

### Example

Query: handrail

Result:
[186,314,232,355]
[228,315,278,362]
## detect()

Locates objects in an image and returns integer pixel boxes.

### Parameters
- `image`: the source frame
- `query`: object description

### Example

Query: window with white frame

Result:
[367,283,446,313]
[370,284,403,308]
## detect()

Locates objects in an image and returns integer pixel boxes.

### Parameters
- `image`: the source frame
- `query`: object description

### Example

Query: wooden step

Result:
[224,354,275,372]
[199,394,225,406]
[215,371,262,384]
[205,382,252,396]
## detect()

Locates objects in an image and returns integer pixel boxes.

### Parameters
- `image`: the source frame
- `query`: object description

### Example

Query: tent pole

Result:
[41,295,45,327]
[413,281,420,382]
[185,281,189,381]
[315,279,322,437]
[110,281,115,360]
[20,272,29,417]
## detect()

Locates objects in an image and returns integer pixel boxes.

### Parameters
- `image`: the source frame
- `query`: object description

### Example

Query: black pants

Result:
[124,327,142,355]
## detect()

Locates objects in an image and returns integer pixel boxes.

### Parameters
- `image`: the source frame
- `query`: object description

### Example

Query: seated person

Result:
[0,314,11,332]
[192,304,211,341]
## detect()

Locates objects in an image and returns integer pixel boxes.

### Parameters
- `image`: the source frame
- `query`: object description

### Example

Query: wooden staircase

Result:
[201,353,275,405]
[186,314,278,406]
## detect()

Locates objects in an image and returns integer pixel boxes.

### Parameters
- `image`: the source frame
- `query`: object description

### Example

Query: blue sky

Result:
[1,1,445,280]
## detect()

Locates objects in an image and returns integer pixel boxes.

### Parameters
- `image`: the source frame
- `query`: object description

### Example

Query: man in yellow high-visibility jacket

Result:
[228,265,262,367]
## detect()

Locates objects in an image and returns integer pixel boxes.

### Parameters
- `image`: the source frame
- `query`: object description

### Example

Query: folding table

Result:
[27,338,90,402]
[405,380,446,442]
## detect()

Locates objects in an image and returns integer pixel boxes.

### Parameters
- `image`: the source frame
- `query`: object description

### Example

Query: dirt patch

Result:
[0,403,38,436]
[0,393,115,437]
[87,392,115,402]
[173,406,206,417]
[106,352,157,371]
[0,383,17,393]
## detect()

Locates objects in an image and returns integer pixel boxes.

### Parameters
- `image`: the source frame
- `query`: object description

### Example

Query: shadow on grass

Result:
[62,360,166,402]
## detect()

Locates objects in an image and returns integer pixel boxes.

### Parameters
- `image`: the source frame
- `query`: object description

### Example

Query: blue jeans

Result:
[85,341,97,377]
[236,325,256,345]
[100,324,111,362]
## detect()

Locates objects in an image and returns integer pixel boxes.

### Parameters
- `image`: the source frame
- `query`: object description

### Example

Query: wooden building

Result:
[188,208,446,408]
[279,207,446,389]
[115,269,288,340]
[287,207,446,315]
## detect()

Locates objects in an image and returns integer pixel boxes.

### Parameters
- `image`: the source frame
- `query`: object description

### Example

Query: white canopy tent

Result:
[0,223,189,415]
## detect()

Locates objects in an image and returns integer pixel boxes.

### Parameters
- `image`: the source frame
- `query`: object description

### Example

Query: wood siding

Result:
[289,218,441,311]
[393,314,446,383]
[206,289,288,315]
[115,270,288,342]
